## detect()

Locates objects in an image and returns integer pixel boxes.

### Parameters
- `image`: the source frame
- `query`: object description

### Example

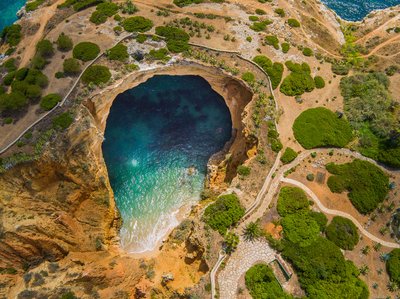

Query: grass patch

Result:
[326,216,359,250]
[326,159,389,214]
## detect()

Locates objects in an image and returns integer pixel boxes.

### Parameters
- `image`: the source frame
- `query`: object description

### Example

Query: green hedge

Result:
[277,186,310,217]
[106,44,129,61]
[245,264,293,299]
[40,93,62,111]
[203,194,245,235]
[280,147,298,164]
[387,249,400,285]
[326,159,389,214]
[293,107,353,149]
[326,216,359,250]
[123,16,153,32]
[280,61,315,96]
[73,42,100,61]
[82,65,111,85]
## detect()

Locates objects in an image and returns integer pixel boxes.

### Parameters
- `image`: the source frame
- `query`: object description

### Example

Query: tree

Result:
[224,232,239,254]
[36,39,54,58]
[326,216,359,250]
[243,222,262,241]
[106,44,129,62]
[73,42,100,61]
[57,33,73,51]
[63,58,81,75]
[81,65,111,85]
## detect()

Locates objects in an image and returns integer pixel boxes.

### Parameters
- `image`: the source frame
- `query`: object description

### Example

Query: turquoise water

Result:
[0,0,26,32]
[321,0,400,21]
[102,75,232,253]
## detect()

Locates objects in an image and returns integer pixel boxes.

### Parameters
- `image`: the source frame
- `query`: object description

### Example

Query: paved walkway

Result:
[218,238,275,299]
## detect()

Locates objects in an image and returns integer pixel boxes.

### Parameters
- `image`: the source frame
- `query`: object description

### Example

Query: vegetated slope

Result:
[293,107,353,149]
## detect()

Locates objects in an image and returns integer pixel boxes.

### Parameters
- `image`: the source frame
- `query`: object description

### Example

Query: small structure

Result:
[269,255,293,286]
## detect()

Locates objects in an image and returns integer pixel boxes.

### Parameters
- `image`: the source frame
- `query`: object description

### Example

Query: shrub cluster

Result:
[73,42,100,61]
[26,0,45,11]
[280,147,298,164]
[123,16,153,32]
[281,42,290,53]
[81,65,111,85]
[57,33,73,52]
[265,35,279,50]
[63,58,81,75]
[155,26,190,53]
[253,55,283,89]
[267,121,283,152]
[173,0,203,7]
[106,44,129,61]
[1,24,22,46]
[203,194,245,235]
[280,61,315,96]
[287,18,300,28]
[147,48,170,62]
[302,47,313,57]
[237,165,251,176]
[292,107,353,149]
[387,249,400,285]
[277,186,310,216]
[40,93,62,111]
[326,159,389,214]
[58,0,103,12]
[52,112,73,130]
[250,20,272,32]
[90,2,119,25]
[314,76,325,89]
[326,216,359,250]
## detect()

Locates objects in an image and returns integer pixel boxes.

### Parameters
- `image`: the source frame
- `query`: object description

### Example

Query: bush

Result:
[265,35,279,50]
[280,147,298,164]
[3,72,16,86]
[314,76,325,89]
[73,42,100,61]
[331,62,349,75]
[1,24,22,46]
[2,58,17,72]
[280,61,315,96]
[81,65,111,85]
[255,8,266,15]
[282,212,320,247]
[288,18,300,28]
[0,92,28,113]
[293,107,353,149]
[57,33,73,51]
[302,47,313,57]
[237,165,251,176]
[136,34,147,43]
[253,56,283,89]
[245,264,292,299]
[106,44,129,61]
[31,55,47,70]
[90,2,118,25]
[36,39,54,58]
[309,211,327,232]
[53,112,73,130]
[148,48,170,62]
[40,93,61,111]
[281,42,290,53]
[173,0,203,7]
[249,15,259,22]
[250,20,272,32]
[326,159,389,214]
[123,16,153,32]
[55,72,65,79]
[387,249,400,285]
[26,0,45,12]
[326,216,359,250]
[63,58,81,75]
[306,173,314,181]
[203,194,245,235]
[274,8,285,17]
[241,72,255,84]
[277,186,310,217]
[155,26,190,53]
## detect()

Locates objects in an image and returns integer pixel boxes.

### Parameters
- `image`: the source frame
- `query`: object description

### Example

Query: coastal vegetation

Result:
[252,55,283,89]
[40,93,62,111]
[90,2,119,25]
[203,194,245,235]
[52,112,73,130]
[73,42,100,61]
[340,72,400,168]
[58,0,103,12]
[106,44,129,62]
[326,216,359,250]
[81,65,111,85]
[280,61,314,96]
[245,264,292,299]
[274,187,369,298]
[1,24,22,46]
[280,147,298,164]
[326,159,389,214]
[293,107,353,149]
[123,16,154,32]
[155,26,190,53]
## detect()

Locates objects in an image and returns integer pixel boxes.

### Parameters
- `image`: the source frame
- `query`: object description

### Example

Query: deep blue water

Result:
[102,75,232,253]
[0,0,26,32]
[321,0,400,21]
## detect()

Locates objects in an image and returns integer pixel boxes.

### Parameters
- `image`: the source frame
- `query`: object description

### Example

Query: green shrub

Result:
[136,34,147,43]
[90,2,119,25]
[1,24,22,46]
[250,20,272,32]
[15,68,29,81]
[26,0,45,11]
[55,72,65,79]
[255,8,266,15]
[302,47,313,57]
[293,107,353,149]
[306,173,314,181]
[282,212,320,247]
[173,0,203,7]
[31,55,47,70]
[63,0,103,12]
[287,18,300,28]
[241,72,255,84]
[309,211,327,232]
[281,42,290,53]
[3,117,13,124]
[123,16,153,32]
[203,194,245,235]
[73,42,100,61]
[121,0,138,14]
[249,16,259,22]
[57,33,73,52]
[0,92,28,113]
[280,147,298,164]
[63,58,81,75]
[81,65,111,85]
[2,58,17,72]
[314,76,325,89]
[331,62,349,75]
[148,48,170,62]
[253,56,283,89]
[53,112,73,130]
[3,71,16,86]
[166,39,190,53]
[265,35,279,50]
[326,159,389,214]
[40,93,61,111]
[155,26,190,53]
[280,61,315,96]
[237,165,251,176]
[106,44,129,61]
[245,264,292,299]
[36,39,54,58]
[326,216,359,250]
[90,10,108,24]
[277,186,310,217]
[387,249,400,285]
[274,8,285,17]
